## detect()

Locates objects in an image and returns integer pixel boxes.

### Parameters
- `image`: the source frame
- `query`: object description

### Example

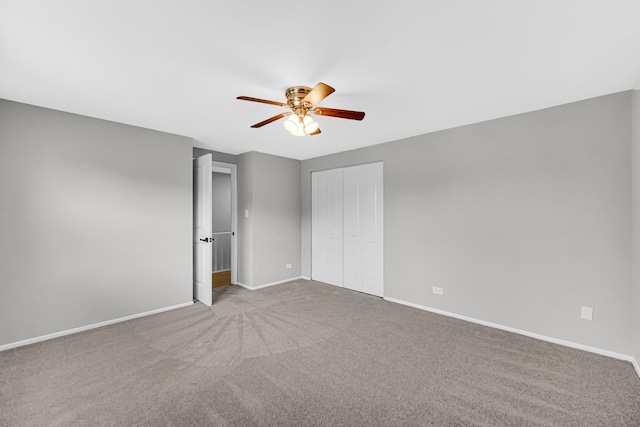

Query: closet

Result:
[311,162,383,297]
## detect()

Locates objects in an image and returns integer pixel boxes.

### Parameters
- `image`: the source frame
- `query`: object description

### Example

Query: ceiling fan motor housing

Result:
[286,86,313,116]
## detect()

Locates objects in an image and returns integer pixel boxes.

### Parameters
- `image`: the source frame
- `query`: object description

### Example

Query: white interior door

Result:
[343,162,384,296]
[311,168,343,287]
[193,154,213,306]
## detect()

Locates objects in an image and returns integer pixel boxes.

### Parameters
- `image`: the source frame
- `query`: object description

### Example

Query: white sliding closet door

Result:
[311,168,343,287]
[343,162,384,296]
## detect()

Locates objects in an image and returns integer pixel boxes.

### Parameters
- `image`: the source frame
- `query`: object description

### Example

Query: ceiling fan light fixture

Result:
[283,115,306,136]
[283,115,299,133]
[291,121,306,137]
[303,115,319,134]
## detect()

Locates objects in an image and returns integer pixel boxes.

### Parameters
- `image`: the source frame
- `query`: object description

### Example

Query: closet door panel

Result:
[312,168,343,287]
[364,243,377,282]
[343,241,362,291]
[361,162,383,297]
[342,166,362,291]
[343,162,383,296]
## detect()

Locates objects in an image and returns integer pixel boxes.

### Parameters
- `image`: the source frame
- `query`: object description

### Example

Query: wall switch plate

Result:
[432,286,443,295]
[245,210,249,218]
[581,306,593,321]
[286,263,292,269]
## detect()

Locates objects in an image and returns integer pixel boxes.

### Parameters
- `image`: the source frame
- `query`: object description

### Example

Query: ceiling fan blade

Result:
[311,107,365,121]
[302,82,335,106]
[310,127,321,136]
[237,96,288,107]
[250,113,290,128]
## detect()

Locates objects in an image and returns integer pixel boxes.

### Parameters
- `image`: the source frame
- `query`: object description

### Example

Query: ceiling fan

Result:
[236,82,365,136]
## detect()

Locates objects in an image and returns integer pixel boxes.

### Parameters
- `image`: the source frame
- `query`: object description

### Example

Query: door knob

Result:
[199,238,212,242]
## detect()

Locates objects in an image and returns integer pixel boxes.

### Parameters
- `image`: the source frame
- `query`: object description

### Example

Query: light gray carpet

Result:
[1,279,639,426]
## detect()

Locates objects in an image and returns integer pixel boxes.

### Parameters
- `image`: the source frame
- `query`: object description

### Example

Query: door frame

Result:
[211,160,238,285]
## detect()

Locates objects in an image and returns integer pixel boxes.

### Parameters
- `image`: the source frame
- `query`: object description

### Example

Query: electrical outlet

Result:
[285,263,292,269]
[432,286,443,295]
[581,306,593,321]
[244,210,249,218]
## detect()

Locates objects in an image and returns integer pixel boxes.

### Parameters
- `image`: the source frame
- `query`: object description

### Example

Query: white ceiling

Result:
[2,1,640,160]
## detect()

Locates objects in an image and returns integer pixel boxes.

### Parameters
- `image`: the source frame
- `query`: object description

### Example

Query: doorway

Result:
[211,164,234,288]
[193,154,237,306]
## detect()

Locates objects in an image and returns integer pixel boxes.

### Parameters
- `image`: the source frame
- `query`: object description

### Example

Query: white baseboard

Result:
[384,296,639,376]
[632,357,640,378]
[301,276,311,281]
[235,276,304,291]
[0,301,194,353]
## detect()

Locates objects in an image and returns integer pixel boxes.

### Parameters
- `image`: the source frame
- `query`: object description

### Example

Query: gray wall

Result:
[238,152,301,287]
[0,99,193,346]
[211,172,231,232]
[237,152,255,286]
[632,89,640,363]
[302,91,632,355]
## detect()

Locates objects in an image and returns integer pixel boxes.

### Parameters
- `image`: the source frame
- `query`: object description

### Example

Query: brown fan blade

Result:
[302,82,335,106]
[311,107,365,121]
[310,127,321,136]
[237,96,288,107]
[250,113,290,128]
